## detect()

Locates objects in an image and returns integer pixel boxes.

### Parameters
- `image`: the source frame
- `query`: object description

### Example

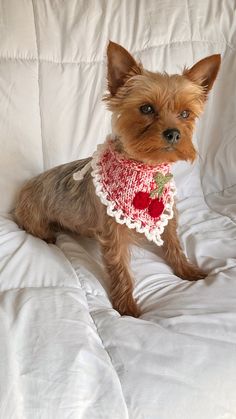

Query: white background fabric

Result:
[0,1,236,418]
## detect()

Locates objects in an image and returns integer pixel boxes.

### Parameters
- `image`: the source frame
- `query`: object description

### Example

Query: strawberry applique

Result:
[132,192,151,209]
[132,172,173,219]
[148,198,165,218]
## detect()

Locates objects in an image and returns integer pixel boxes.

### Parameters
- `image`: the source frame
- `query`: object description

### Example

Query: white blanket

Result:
[0,1,236,418]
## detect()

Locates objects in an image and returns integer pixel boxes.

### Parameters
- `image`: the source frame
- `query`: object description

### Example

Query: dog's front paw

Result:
[176,264,207,281]
[113,298,141,318]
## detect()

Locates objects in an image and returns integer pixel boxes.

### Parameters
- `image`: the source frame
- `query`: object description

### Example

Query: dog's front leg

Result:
[162,207,207,281]
[99,216,141,317]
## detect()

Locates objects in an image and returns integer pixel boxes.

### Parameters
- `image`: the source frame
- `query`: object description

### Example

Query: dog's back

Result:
[14,157,103,242]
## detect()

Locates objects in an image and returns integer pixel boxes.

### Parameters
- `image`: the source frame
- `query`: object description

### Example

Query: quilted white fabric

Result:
[0,1,236,418]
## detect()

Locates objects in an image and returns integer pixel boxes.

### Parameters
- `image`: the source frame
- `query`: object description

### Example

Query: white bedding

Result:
[0,1,236,418]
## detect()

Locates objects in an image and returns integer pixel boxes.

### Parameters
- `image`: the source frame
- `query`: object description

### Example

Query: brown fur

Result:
[14,42,221,317]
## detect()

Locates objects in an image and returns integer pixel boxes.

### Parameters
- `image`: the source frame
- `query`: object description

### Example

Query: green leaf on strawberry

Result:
[150,172,173,198]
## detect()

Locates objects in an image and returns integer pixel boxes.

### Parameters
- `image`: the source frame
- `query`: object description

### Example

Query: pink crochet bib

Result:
[74,139,176,246]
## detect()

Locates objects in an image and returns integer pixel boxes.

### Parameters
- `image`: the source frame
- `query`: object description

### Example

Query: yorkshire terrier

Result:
[15,41,221,317]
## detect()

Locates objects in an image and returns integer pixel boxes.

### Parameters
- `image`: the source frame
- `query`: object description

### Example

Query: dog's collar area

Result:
[103,137,172,173]
[73,138,172,180]
[73,137,176,246]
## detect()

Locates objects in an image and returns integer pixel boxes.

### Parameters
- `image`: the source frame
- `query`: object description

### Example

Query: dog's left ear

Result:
[184,54,221,94]
[107,41,142,96]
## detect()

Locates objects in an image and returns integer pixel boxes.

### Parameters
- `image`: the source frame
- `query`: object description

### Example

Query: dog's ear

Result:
[184,54,221,94]
[107,41,142,95]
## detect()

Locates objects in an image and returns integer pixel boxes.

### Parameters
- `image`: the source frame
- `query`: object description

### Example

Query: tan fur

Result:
[162,206,206,280]
[14,42,221,317]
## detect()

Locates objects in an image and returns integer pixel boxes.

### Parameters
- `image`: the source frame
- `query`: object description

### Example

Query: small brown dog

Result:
[15,42,221,317]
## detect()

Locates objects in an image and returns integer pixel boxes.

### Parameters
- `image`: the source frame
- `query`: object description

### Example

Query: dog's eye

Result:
[140,104,155,115]
[179,110,190,119]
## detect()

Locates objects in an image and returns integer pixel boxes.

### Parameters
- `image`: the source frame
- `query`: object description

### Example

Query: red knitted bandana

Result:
[74,138,176,246]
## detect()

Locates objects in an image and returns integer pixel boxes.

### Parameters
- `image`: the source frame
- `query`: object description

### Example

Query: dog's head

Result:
[104,41,221,165]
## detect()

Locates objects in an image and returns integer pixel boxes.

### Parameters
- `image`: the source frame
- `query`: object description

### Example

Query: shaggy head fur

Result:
[104,41,221,165]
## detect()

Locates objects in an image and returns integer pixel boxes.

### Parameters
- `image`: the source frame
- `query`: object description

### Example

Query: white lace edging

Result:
[90,142,176,246]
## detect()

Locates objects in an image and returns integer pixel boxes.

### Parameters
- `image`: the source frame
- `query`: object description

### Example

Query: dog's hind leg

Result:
[14,192,56,244]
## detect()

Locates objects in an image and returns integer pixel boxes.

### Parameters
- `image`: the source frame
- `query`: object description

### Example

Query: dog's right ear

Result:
[107,41,142,95]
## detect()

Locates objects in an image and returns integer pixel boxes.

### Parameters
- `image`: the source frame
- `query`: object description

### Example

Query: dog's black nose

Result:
[163,128,181,144]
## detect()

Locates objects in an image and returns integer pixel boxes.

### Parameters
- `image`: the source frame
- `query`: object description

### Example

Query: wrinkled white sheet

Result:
[0,0,236,418]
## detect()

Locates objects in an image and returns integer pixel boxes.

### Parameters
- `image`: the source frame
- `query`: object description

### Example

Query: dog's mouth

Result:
[161,146,176,152]
[151,144,197,164]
